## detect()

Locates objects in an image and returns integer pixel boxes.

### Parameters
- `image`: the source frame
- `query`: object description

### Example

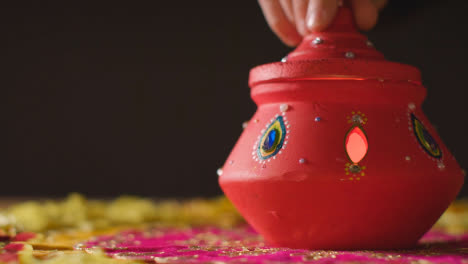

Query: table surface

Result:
[0,195,467,264]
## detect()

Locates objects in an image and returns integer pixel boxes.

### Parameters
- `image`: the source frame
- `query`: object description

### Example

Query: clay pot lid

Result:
[249,2,421,87]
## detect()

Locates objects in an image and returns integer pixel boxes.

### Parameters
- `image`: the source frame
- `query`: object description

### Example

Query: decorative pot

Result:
[218,3,464,250]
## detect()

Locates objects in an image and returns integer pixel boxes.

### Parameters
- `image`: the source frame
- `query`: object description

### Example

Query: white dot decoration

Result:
[279,104,289,112]
[242,121,248,129]
[217,168,223,176]
[345,51,355,59]
[351,114,363,124]
[405,156,411,161]
[438,163,446,170]
[408,103,416,110]
[312,37,323,45]
[299,158,306,164]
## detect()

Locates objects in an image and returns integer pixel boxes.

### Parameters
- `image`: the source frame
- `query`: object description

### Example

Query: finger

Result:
[306,0,339,32]
[292,0,309,36]
[258,0,303,46]
[351,0,378,31]
[372,0,388,11]
[279,0,295,23]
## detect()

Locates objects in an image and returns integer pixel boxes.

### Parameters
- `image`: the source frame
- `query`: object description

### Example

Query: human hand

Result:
[258,0,387,46]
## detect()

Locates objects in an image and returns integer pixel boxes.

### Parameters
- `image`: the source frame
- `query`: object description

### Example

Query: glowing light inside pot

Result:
[345,126,368,164]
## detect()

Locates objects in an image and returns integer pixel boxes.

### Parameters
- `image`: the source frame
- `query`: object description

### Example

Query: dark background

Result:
[3,1,468,198]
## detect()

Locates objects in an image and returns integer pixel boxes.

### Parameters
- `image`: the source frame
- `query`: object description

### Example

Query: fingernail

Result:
[306,11,317,30]
[297,20,307,36]
[306,3,331,32]
[307,7,328,31]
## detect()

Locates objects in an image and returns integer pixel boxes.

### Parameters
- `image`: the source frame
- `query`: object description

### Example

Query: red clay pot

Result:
[218,3,464,250]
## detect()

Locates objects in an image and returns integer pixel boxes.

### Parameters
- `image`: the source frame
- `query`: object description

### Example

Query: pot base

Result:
[220,173,462,250]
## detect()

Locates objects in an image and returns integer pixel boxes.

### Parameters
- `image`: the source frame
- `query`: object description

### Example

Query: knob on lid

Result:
[249,2,421,87]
